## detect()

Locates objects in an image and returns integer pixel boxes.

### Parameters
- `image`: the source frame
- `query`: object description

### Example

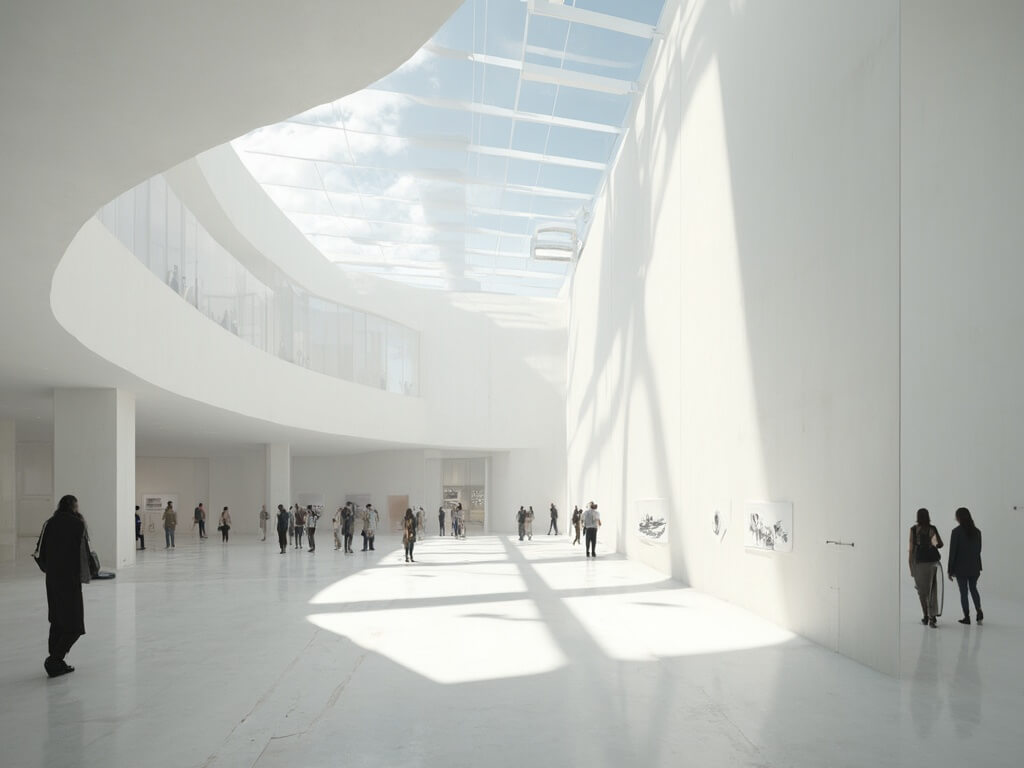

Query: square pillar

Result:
[54,389,135,569]
[265,443,290,513]
[0,420,14,563]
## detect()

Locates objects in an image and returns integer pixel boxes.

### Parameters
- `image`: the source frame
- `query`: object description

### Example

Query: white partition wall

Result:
[566,0,901,673]
[0,420,14,562]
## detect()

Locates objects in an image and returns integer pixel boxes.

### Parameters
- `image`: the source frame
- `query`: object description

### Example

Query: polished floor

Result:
[0,529,1018,767]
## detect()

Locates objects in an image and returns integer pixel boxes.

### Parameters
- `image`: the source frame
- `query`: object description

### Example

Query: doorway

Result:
[441,458,486,533]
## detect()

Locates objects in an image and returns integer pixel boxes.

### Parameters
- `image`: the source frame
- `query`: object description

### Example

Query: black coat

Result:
[948,525,983,579]
[41,510,87,636]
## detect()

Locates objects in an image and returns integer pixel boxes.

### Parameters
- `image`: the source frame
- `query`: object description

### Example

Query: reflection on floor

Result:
[0,533,1018,767]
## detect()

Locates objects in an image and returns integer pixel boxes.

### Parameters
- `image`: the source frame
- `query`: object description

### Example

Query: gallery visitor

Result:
[38,494,89,678]
[294,505,306,549]
[275,504,289,554]
[548,503,558,535]
[363,504,379,551]
[259,505,269,541]
[135,505,145,550]
[526,506,535,540]
[403,508,417,563]
[438,506,445,536]
[452,505,458,536]
[162,501,177,548]
[342,503,356,554]
[416,507,426,538]
[572,506,582,545]
[194,502,207,539]
[306,505,319,552]
[948,507,984,625]
[517,506,527,541]
[218,507,231,543]
[909,507,944,627]
[583,502,601,558]
[332,508,342,550]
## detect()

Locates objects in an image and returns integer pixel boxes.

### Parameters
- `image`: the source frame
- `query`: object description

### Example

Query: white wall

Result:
[567,0,900,673]
[901,1,1024,603]
[16,442,53,537]
[0,421,15,561]
[210,448,266,536]
[136,456,210,526]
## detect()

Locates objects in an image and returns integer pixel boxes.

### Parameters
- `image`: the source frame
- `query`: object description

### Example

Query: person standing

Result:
[163,502,177,548]
[219,507,231,543]
[39,494,89,678]
[526,506,535,540]
[259,505,269,541]
[572,506,582,545]
[583,502,601,558]
[948,507,984,625]
[416,507,426,538]
[548,503,559,535]
[403,508,417,563]
[516,506,527,541]
[363,504,379,551]
[332,508,343,550]
[306,505,320,552]
[909,507,944,627]
[135,505,145,550]
[275,504,289,554]
[194,503,207,539]
[294,505,306,550]
[452,505,458,537]
[438,506,446,537]
[342,503,356,554]
[287,505,295,547]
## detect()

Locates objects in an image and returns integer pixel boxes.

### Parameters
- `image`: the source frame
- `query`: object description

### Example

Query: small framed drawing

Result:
[744,501,793,553]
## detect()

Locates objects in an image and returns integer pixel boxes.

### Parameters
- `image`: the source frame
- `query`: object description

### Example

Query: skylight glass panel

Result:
[233,0,667,297]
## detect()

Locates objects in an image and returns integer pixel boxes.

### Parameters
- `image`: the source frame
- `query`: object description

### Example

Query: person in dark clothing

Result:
[909,507,944,628]
[305,505,319,552]
[294,506,306,549]
[341,503,355,554]
[40,495,90,678]
[571,506,582,545]
[548,503,559,535]
[948,507,984,625]
[403,508,417,563]
[516,506,527,541]
[275,504,289,554]
[438,506,445,536]
[135,505,145,550]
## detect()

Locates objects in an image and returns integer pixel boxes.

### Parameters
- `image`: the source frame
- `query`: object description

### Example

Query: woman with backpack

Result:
[948,507,984,625]
[909,507,944,627]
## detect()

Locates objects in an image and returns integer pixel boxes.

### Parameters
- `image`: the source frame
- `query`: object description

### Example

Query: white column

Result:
[53,389,136,569]
[0,420,15,562]
[265,443,291,513]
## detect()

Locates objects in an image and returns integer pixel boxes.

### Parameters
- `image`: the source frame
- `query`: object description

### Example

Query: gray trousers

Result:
[913,561,940,617]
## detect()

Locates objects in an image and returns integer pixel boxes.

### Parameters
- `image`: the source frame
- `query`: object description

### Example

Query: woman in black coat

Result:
[40,494,90,677]
[948,507,984,625]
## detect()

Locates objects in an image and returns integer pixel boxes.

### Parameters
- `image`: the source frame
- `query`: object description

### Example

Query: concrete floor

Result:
[0,530,1018,767]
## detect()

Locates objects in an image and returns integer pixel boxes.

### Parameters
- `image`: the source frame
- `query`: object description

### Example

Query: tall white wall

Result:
[567,0,900,673]
[901,1,1024,603]
[136,456,210,519]
[16,442,53,537]
[0,420,15,561]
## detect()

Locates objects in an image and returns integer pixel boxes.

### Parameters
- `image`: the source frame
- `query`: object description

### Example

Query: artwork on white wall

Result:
[141,493,178,536]
[712,504,731,543]
[634,499,668,544]
[744,501,793,553]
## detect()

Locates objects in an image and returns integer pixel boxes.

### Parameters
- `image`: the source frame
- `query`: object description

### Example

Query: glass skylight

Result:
[233,0,667,297]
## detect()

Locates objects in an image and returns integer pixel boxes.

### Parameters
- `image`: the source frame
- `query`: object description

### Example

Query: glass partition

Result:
[96,175,420,395]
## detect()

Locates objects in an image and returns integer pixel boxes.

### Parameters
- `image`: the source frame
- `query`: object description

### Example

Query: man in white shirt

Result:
[583,502,601,558]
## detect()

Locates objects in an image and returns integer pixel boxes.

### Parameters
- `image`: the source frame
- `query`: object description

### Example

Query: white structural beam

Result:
[527,0,657,39]
[520,62,635,96]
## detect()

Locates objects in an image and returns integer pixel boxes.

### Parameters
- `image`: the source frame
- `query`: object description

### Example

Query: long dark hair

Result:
[56,494,77,515]
[915,508,931,528]
[404,508,414,521]
[955,507,978,538]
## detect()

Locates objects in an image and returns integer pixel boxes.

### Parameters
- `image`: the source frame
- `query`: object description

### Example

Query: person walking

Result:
[516,506,527,541]
[218,507,231,543]
[909,507,944,627]
[548,503,559,535]
[526,506,535,540]
[363,504,379,550]
[583,502,601,558]
[194,503,207,539]
[259,505,269,541]
[162,502,177,548]
[416,507,426,538]
[403,508,417,562]
[306,505,320,552]
[571,506,582,545]
[38,494,89,678]
[135,505,145,550]
[275,504,289,554]
[438,506,446,537]
[948,507,984,625]
[287,505,295,547]
[294,505,306,550]
[452,505,459,537]
[342,503,356,554]
[332,508,343,550]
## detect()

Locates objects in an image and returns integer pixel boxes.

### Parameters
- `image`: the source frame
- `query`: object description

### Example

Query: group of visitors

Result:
[909,507,984,627]
[273,502,375,555]
[442,503,467,538]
